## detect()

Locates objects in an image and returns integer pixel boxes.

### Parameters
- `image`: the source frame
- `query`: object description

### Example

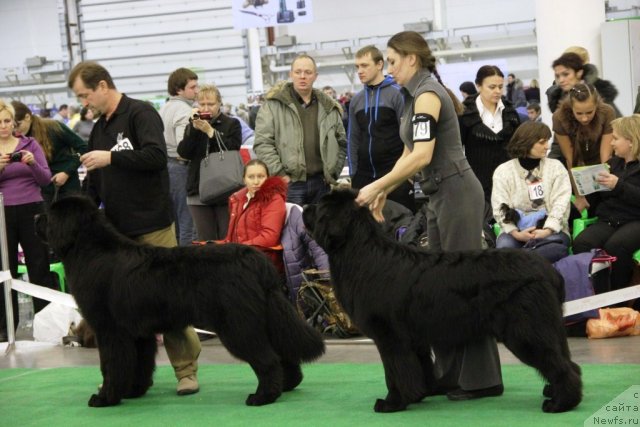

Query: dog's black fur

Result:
[35,196,324,407]
[303,189,582,413]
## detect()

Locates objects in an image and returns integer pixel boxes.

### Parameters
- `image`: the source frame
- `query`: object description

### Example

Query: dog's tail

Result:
[266,287,325,363]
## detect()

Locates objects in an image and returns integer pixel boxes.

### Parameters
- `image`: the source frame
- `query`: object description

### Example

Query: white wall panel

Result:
[276,0,434,42]
[446,0,535,28]
[85,31,243,61]
[79,0,228,18]
[78,0,249,106]
[0,0,63,68]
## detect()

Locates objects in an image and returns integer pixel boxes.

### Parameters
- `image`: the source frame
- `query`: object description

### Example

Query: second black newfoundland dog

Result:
[303,189,582,413]
[35,196,324,407]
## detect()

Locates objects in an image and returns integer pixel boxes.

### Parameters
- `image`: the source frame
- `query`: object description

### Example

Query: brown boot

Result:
[176,375,199,396]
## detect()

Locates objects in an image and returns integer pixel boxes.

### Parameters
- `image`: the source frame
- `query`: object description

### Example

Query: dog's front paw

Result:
[374,398,407,413]
[88,393,119,407]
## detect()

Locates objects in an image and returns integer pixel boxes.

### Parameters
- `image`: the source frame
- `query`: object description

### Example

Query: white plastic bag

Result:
[33,302,83,344]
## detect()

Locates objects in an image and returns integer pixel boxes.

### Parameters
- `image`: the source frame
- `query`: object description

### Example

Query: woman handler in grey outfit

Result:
[356,31,503,401]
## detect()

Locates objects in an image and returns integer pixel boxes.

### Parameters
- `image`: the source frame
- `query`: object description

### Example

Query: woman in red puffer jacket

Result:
[222,159,287,269]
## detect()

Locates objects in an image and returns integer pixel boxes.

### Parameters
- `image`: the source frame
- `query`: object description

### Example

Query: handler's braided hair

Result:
[388,31,463,115]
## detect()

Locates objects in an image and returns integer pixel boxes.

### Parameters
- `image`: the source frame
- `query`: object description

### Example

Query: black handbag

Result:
[198,131,244,205]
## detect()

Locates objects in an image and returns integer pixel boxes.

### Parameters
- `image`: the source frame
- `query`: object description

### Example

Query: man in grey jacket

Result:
[254,54,347,205]
[159,68,198,246]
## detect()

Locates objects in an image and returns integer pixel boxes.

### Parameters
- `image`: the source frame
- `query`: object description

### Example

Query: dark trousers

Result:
[189,203,230,241]
[168,159,196,246]
[0,202,55,333]
[573,220,640,291]
[287,175,329,206]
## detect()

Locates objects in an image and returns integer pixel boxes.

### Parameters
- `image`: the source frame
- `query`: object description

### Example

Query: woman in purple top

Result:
[0,99,54,340]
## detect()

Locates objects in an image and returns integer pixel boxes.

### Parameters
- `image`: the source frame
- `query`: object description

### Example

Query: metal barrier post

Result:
[0,193,16,353]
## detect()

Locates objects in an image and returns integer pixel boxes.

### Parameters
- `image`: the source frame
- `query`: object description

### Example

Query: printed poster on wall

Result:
[232,0,313,30]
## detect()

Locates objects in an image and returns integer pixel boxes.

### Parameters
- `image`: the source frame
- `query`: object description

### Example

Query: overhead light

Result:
[25,56,47,68]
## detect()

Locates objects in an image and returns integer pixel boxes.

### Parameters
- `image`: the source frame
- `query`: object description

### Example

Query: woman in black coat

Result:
[459,65,521,203]
[177,84,241,240]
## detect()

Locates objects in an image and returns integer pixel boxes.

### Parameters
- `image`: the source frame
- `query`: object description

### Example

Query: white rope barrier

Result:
[10,277,77,309]
[6,267,640,321]
[3,271,217,339]
[562,284,640,317]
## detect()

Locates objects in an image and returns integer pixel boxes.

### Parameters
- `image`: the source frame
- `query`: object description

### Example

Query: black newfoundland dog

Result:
[35,196,324,407]
[302,189,582,413]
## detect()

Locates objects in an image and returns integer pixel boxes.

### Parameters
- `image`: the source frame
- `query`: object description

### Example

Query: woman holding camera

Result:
[12,101,88,206]
[0,99,54,341]
[177,84,242,240]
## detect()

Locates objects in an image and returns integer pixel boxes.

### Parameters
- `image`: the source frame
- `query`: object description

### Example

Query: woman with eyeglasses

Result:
[491,121,571,262]
[0,99,54,341]
[552,83,615,217]
[12,101,88,206]
[572,115,640,294]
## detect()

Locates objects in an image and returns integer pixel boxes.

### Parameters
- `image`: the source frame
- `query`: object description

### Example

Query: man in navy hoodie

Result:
[348,45,414,211]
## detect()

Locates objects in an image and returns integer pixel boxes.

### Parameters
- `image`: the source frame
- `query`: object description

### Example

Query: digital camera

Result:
[9,152,22,163]
[193,111,212,121]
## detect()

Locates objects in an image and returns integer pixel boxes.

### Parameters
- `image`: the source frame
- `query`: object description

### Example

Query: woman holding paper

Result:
[572,115,640,292]
[552,83,614,218]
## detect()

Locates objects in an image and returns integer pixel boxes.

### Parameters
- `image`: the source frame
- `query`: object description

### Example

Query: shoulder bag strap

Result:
[214,130,229,159]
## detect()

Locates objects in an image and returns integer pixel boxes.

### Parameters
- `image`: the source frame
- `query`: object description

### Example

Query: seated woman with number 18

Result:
[491,121,571,262]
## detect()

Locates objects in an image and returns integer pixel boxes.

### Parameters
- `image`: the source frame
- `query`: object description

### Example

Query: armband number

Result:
[412,113,437,142]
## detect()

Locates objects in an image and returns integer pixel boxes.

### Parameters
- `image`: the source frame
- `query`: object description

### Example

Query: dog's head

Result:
[303,188,371,253]
[499,203,521,226]
[35,195,100,257]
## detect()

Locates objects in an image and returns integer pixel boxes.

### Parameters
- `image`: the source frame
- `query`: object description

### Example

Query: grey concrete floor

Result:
[2,335,639,369]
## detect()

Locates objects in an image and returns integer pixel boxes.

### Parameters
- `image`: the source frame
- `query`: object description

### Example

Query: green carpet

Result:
[0,364,638,426]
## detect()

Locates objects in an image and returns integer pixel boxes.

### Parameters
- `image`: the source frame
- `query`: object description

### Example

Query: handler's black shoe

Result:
[446,384,504,401]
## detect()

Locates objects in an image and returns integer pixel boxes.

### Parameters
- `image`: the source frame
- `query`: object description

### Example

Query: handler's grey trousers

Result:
[425,170,503,390]
[136,224,201,381]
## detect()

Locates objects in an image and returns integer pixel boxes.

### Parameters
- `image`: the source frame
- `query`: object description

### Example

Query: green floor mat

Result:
[0,364,638,426]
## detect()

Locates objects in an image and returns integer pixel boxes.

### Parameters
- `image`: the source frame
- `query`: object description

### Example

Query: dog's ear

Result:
[311,189,362,252]
[500,203,520,225]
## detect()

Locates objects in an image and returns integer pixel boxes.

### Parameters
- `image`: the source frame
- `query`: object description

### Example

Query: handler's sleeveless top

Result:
[399,70,471,181]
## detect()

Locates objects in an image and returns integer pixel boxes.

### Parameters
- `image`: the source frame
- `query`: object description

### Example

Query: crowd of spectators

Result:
[1,39,639,348]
